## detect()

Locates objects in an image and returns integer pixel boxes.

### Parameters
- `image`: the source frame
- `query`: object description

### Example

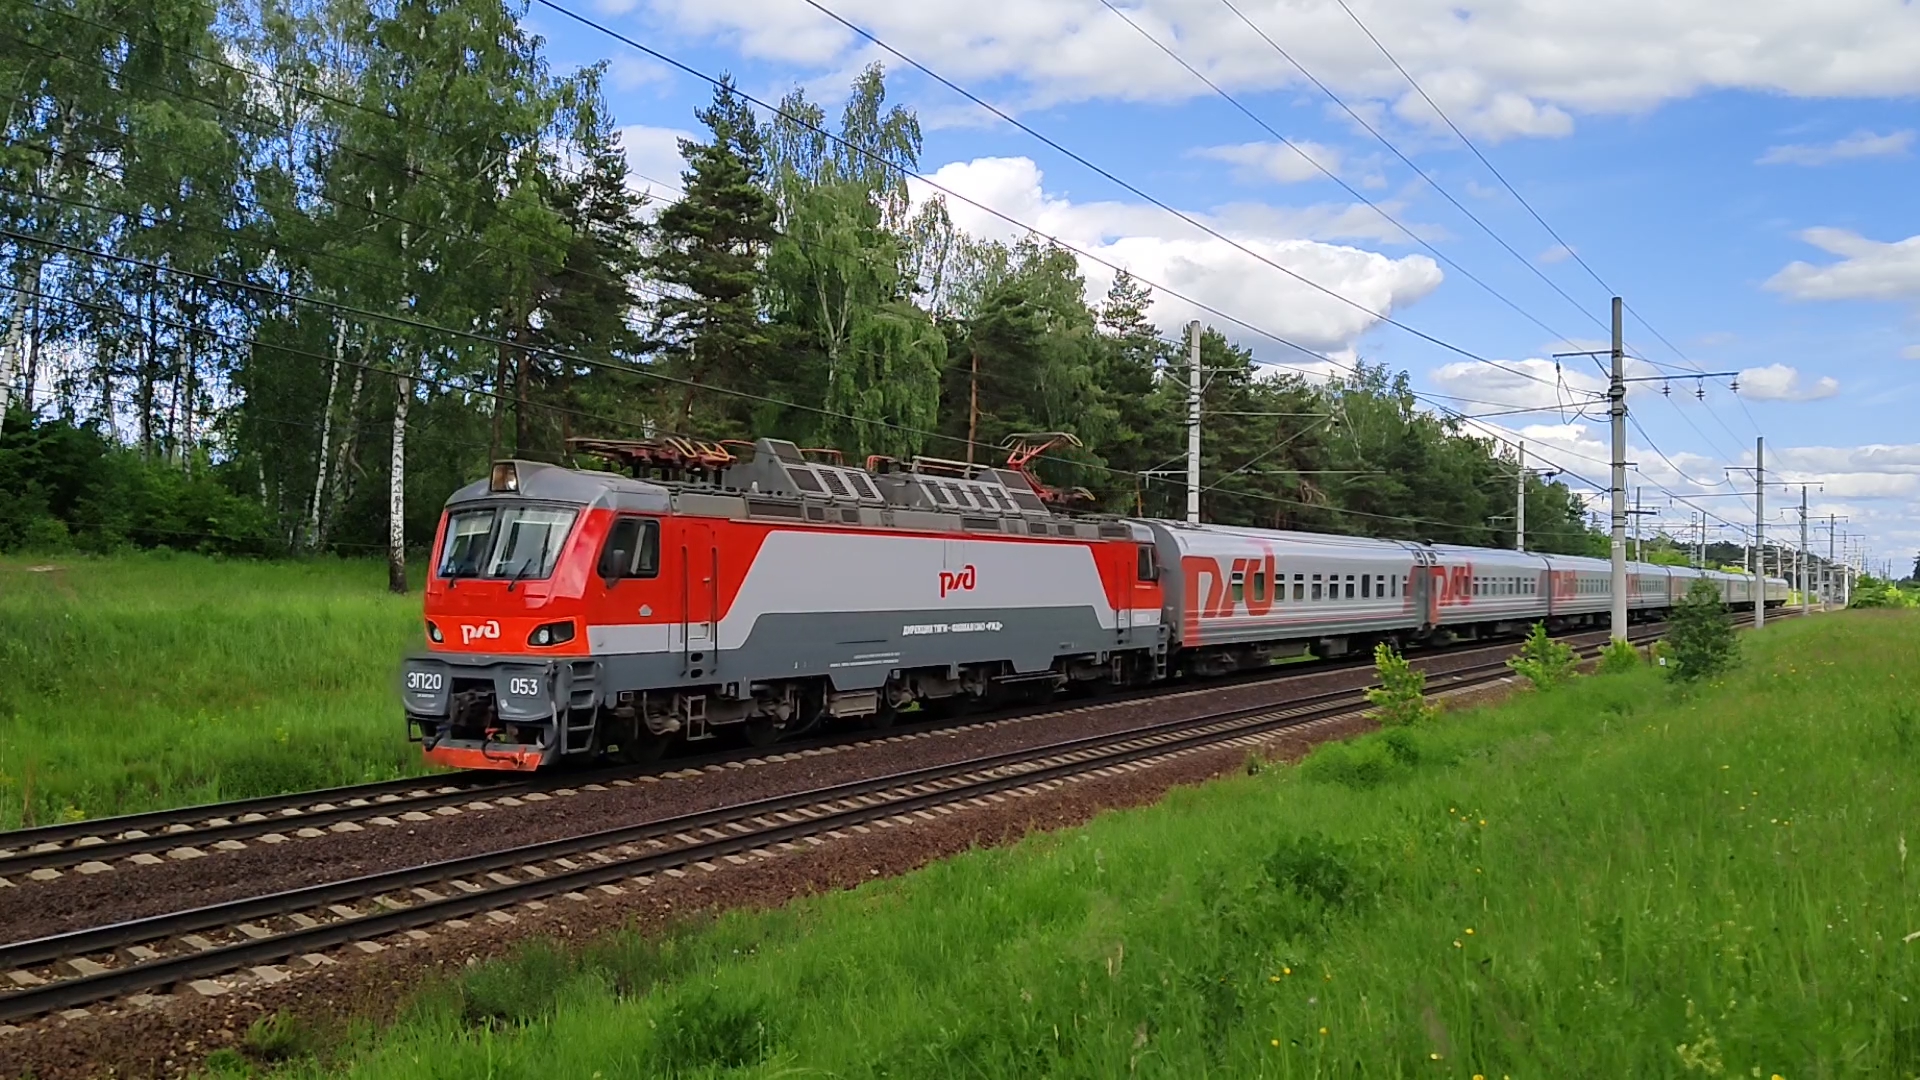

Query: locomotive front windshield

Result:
[438,505,578,581]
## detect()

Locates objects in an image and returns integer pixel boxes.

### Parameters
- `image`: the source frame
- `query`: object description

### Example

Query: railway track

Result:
[0,625,1603,880]
[0,613,1779,881]
[0,618,1739,1025]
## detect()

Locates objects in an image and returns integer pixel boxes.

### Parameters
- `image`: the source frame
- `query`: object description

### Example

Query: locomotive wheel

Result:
[741,717,782,748]
[608,731,671,764]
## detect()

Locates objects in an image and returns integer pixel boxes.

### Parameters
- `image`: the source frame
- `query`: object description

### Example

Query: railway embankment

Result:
[4,607,1891,1078]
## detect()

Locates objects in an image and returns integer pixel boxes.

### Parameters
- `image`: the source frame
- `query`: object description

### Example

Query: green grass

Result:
[244,610,1920,1079]
[0,552,431,828]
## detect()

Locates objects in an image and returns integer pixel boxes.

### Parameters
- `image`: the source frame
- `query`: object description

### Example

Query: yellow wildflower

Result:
[1319,1027,1329,1035]
[1454,940,1463,948]
[1283,966,1291,975]
[1271,1039,1280,1047]
[1269,976,1280,983]
[1465,928,1475,935]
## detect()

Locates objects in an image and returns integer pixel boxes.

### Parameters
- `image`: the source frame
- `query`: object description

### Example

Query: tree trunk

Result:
[307,320,346,549]
[489,319,511,461]
[387,374,410,594]
[21,271,41,416]
[139,284,157,458]
[179,307,197,475]
[0,325,15,427]
[513,316,532,455]
[323,359,365,547]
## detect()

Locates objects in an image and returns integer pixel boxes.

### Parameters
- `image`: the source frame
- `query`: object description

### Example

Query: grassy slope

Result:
[0,553,429,828]
[268,611,1920,1080]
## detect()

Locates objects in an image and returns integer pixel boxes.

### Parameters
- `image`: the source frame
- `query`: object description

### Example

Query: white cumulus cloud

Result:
[618,124,693,203]
[1758,129,1914,165]
[1193,140,1343,184]
[911,155,1443,356]
[1736,363,1840,402]
[641,0,1920,142]
[1766,228,1920,303]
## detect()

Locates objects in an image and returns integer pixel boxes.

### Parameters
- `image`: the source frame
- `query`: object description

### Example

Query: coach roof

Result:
[443,460,673,514]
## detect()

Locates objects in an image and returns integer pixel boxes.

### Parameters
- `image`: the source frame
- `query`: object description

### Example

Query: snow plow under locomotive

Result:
[400,435,1788,771]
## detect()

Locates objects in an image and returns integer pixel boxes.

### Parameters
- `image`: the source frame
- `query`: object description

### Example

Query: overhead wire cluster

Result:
[1,0,1801,551]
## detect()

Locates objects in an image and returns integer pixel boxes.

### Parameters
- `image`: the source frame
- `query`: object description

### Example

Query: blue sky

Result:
[530,0,1919,575]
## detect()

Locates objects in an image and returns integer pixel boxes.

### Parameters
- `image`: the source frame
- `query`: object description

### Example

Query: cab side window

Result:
[598,517,660,581]
[1136,544,1159,582]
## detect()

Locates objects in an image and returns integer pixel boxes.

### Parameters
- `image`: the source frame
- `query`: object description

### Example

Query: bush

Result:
[1596,637,1643,675]
[1265,833,1371,911]
[651,986,779,1072]
[0,411,279,555]
[1366,642,1437,726]
[242,1009,313,1062]
[1666,578,1739,682]
[1507,622,1577,689]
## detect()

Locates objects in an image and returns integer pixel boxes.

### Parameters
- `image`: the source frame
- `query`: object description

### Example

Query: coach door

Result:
[680,520,719,678]
[1409,548,1441,630]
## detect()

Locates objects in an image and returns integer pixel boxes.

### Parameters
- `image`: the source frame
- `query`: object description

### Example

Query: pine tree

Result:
[645,76,779,437]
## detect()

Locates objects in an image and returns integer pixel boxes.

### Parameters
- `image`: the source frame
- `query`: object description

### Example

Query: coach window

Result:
[1360,574,1370,599]
[1345,574,1356,599]
[1135,544,1159,582]
[1293,573,1305,601]
[1252,568,1268,604]
[1231,568,1246,604]
[1311,573,1323,601]
[598,517,660,581]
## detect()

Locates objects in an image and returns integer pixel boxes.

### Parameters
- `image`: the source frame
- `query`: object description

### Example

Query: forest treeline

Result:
[0,0,1604,585]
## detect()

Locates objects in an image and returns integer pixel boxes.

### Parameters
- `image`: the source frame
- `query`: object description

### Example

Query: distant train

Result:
[400,435,1788,771]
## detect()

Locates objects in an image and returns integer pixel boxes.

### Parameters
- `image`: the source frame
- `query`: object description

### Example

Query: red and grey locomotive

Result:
[400,435,1784,771]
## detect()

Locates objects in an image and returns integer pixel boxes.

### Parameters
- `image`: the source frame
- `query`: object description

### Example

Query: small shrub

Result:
[1298,738,1405,788]
[203,1047,252,1078]
[651,986,779,1072]
[242,1009,312,1062]
[1666,578,1739,682]
[1596,637,1643,675]
[1265,833,1374,912]
[1507,622,1577,689]
[460,942,578,1027]
[1380,727,1423,766]
[1367,642,1437,726]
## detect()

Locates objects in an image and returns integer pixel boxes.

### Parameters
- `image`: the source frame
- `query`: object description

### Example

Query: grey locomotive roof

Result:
[444,460,673,514]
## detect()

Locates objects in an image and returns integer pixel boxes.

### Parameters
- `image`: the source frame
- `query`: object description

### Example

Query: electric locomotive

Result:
[400,434,1787,772]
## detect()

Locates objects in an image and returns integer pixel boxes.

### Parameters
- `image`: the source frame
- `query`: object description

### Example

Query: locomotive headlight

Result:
[528,620,575,647]
[489,461,519,493]
[426,620,443,643]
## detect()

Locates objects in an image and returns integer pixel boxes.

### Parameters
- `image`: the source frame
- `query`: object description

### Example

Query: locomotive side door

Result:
[680,519,718,677]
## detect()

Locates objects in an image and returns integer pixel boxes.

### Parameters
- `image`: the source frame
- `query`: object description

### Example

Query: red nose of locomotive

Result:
[403,461,620,772]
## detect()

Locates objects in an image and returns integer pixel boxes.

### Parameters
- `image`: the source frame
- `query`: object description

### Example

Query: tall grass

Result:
[0,553,430,827]
[259,610,1920,1079]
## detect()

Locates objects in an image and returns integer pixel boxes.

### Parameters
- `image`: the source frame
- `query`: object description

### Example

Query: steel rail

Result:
[0,623,1707,1023]
[0,626,1575,876]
